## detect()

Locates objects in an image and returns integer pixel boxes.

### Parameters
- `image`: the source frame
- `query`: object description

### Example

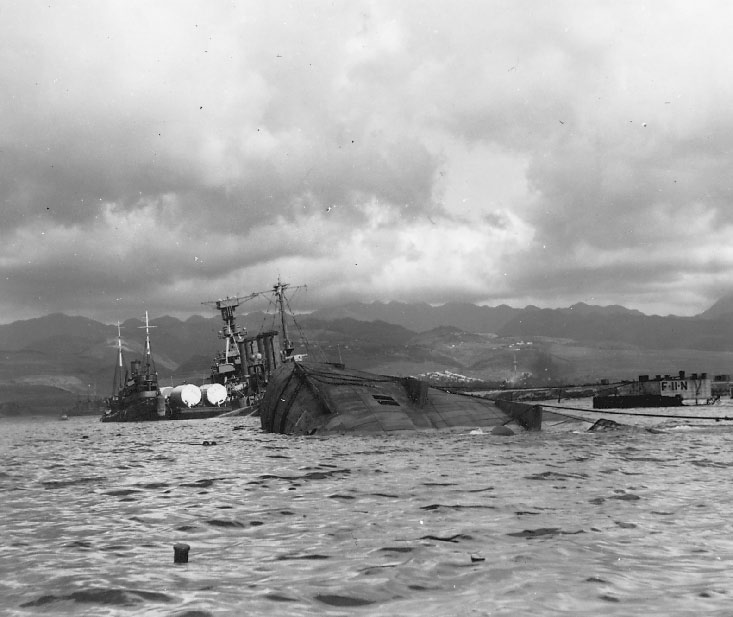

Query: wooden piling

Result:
[174,543,190,564]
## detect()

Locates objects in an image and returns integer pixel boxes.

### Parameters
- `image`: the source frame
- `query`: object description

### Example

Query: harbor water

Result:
[3,411,733,616]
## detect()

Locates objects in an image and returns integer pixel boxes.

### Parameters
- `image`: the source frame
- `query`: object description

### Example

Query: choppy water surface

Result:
[3,414,733,616]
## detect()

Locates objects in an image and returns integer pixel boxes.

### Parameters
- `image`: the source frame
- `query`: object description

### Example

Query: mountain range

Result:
[3,296,733,415]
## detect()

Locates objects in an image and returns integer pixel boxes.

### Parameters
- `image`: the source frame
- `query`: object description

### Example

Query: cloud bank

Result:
[2,0,733,323]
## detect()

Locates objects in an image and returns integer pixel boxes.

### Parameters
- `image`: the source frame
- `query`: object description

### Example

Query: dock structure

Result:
[593,371,713,409]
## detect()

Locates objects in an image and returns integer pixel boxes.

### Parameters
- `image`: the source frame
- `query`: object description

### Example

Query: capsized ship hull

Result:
[259,362,542,435]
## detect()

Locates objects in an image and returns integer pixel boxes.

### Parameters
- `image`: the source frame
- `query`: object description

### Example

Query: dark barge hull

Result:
[166,405,231,420]
[593,394,684,409]
[101,394,163,422]
[260,361,542,435]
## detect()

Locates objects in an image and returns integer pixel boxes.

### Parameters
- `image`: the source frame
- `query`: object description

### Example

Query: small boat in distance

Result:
[101,313,165,422]
[62,389,106,417]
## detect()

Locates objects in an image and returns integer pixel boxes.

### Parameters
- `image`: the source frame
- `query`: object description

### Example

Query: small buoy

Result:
[491,425,515,436]
[174,543,190,564]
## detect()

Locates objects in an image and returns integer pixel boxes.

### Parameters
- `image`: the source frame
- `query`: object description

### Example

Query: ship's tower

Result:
[202,295,254,381]
[267,277,306,360]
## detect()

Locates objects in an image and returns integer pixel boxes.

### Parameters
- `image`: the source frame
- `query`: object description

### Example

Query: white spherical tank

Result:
[160,386,173,399]
[200,383,227,406]
[169,384,202,409]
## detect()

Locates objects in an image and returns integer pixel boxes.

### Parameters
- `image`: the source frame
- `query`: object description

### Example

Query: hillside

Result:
[497,309,733,350]
[309,301,521,333]
[697,294,733,320]
[2,296,733,415]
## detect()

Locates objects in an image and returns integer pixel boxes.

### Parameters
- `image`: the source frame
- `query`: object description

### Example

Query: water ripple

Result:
[3,415,733,615]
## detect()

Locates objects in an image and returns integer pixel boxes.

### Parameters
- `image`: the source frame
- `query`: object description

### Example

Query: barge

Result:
[593,371,715,409]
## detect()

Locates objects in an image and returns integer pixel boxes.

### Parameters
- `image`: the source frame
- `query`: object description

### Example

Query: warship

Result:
[162,278,306,419]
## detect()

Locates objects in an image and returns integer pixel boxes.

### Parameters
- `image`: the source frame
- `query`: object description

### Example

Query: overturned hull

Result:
[260,362,542,435]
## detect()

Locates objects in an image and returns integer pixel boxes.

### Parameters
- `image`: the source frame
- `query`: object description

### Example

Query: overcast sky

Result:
[2,0,732,324]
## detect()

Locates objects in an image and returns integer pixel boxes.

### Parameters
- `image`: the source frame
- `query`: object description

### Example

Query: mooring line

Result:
[539,402,733,421]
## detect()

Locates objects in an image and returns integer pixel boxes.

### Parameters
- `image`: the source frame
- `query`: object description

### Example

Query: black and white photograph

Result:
[2,1,733,614]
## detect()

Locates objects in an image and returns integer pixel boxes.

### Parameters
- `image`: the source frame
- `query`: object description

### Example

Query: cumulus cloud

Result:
[1,0,732,322]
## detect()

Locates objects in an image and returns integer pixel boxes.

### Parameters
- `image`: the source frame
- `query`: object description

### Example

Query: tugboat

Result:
[100,313,165,422]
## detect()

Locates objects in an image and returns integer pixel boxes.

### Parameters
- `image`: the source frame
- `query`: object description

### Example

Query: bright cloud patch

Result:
[1,1,732,321]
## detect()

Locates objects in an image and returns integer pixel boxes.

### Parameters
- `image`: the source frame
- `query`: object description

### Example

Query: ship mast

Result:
[204,278,306,366]
[112,321,125,394]
[268,276,306,359]
[116,322,124,370]
[220,299,240,363]
[139,311,157,376]
[273,277,292,357]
